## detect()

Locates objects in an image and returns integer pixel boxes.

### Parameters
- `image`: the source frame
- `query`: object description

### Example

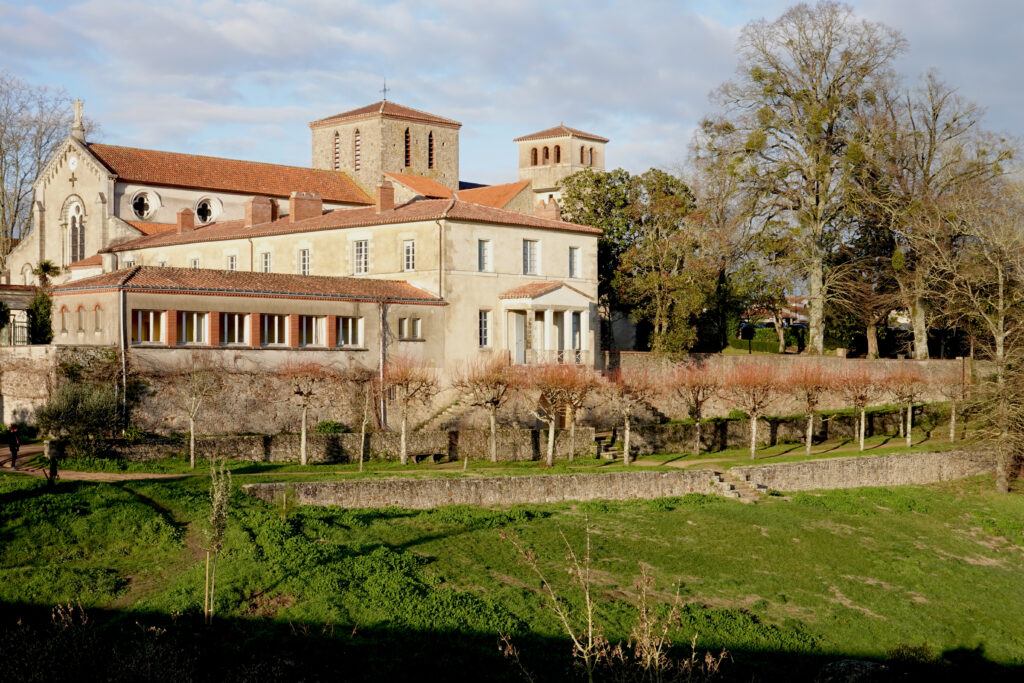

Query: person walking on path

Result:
[6,426,21,470]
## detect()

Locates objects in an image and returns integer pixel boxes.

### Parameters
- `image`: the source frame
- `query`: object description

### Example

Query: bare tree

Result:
[341,366,378,472]
[520,363,574,467]
[722,362,781,460]
[604,368,660,465]
[204,459,231,625]
[0,72,100,272]
[710,1,906,354]
[383,355,439,465]
[786,362,836,456]
[561,365,602,462]
[167,352,223,469]
[452,356,520,467]
[280,361,337,466]
[838,366,882,452]
[884,365,927,448]
[937,364,969,443]
[667,362,719,455]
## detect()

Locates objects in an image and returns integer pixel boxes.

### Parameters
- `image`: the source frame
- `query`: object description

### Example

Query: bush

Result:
[26,290,53,345]
[314,420,348,434]
[35,383,119,458]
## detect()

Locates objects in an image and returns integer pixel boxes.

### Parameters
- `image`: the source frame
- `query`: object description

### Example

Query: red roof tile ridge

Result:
[310,101,461,128]
[513,125,609,143]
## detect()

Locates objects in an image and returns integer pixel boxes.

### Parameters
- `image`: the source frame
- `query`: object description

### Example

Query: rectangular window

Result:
[221,312,247,345]
[177,311,207,344]
[157,261,167,268]
[190,258,200,270]
[397,317,408,339]
[299,315,323,346]
[299,249,310,276]
[569,247,580,279]
[523,239,539,275]
[353,240,369,274]
[260,252,272,273]
[261,314,287,345]
[397,317,421,339]
[338,316,363,347]
[478,310,490,348]
[403,240,415,271]
[123,259,136,268]
[131,310,162,344]
[226,255,237,271]
[478,239,491,272]
[411,318,421,339]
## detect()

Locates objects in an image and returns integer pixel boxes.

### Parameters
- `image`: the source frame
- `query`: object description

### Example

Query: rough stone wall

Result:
[102,426,596,463]
[244,468,717,509]
[629,407,944,455]
[731,449,994,491]
[0,346,56,424]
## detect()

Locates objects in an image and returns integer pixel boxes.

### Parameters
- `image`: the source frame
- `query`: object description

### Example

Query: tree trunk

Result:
[866,322,879,359]
[359,396,368,473]
[911,287,929,360]
[623,415,631,465]
[749,415,758,460]
[775,318,787,354]
[488,406,497,463]
[805,413,814,456]
[568,406,576,462]
[189,417,196,469]
[859,407,866,452]
[694,415,702,456]
[996,442,1010,494]
[949,401,956,443]
[400,410,408,465]
[905,403,913,448]
[807,253,825,355]
[546,419,555,467]
[209,552,218,623]
[300,404,308,466]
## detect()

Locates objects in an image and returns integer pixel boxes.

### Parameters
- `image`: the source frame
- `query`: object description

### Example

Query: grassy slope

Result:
[1,470,1022,676]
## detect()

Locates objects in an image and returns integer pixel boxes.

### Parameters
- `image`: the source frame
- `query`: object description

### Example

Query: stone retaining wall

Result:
[99,426,596,463]
[731,449,994,491]
[243,469,719,509]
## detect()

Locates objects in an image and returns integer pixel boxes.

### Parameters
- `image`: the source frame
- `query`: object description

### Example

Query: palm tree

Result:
[32,260,61,288]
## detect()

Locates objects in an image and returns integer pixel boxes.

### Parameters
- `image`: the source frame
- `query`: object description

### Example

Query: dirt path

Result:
[1,462,188,482]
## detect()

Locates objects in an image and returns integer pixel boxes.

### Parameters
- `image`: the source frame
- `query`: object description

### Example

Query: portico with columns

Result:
[498,282,594,366]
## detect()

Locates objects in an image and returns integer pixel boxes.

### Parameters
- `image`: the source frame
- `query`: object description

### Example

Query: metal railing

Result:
[0,321,28,346]
[524,349,592,366]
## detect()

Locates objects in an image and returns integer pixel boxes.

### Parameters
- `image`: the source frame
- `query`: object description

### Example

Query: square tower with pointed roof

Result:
[310,101,461,195]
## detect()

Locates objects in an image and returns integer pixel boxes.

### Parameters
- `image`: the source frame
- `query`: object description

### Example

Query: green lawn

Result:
[0,470,1021,680]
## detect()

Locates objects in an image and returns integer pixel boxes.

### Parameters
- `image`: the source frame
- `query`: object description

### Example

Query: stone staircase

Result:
[414,400,467,432]
[594,431,622,460]
[712,470,767,503]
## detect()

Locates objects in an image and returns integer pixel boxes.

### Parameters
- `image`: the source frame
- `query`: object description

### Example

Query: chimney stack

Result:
[289,191,323,223]
[244,196,274,227]
[176,208,195,234]
[534,198,561,221]
[376,181,395,213]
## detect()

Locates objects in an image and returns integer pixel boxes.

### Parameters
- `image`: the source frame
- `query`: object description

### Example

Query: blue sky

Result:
[1,0,1021,185]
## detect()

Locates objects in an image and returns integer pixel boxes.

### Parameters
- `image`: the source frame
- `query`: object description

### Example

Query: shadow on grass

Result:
[0,601,1019,682]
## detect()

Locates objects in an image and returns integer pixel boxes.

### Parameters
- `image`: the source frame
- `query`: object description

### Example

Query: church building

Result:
[3,100,609,374]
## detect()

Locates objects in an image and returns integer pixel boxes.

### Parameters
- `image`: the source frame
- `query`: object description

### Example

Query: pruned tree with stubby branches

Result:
[667,362,719,455]
[885,365,928,448]
[452,356,519,468]
[722,362,780,460]
[786,362,837,456]
[603,367,660,465]
[838,366,882,452]
[383,355,439,465]
[520,363,575,467]
[280,361,338,466]
[341,366,378,472]
[560,365,602,462]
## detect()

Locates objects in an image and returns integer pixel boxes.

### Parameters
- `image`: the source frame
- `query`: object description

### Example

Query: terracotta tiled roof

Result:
[67,254,102,269]
[101,198,600,253]
[309,101,461,129]
[127,221,178,236]
[53,266,443,305]
[513,125,609,143]
[383,171,453,198]
[88,144,372,205]
[499,281,594,301]
[457,180,531,209]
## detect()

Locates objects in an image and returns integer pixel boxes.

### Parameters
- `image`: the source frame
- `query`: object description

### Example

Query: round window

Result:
[132,193,151,219]
[196,200,213,223]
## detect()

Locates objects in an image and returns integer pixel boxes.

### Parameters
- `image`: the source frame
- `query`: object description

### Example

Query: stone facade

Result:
[243,468,717,509]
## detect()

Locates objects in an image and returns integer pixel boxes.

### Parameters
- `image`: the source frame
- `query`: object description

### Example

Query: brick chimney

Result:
[535,198,561,221]
[245,196,274,227]
[376,181,395,213]
[289,191,323,223]
[176,208,195,234]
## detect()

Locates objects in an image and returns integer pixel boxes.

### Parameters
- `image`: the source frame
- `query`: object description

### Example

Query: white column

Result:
[543,309,554,357]
[562,310,572,353]
[579,309,589,351]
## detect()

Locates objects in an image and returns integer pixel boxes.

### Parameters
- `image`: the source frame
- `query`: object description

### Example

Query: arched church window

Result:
[542,147,549,164]
[333,132,340,171]
[68,202,85,263]
[404,128,411,167]
[580,146,585,164]
[132,193,151,219]
[428,132,434,169]
[554,145,561,163]
[588,147,594,165]
[354,129,361,171]
[531,148,538,166]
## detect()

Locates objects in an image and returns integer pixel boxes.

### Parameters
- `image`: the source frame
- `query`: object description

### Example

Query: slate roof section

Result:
[457,180,531,209]
[513,125,609,143]
[52,266,444,305]
[88,144,373,205]
[309,101,461,129]
[498,281,594,301]
[383,171,454,198]
[100,198,600,253]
